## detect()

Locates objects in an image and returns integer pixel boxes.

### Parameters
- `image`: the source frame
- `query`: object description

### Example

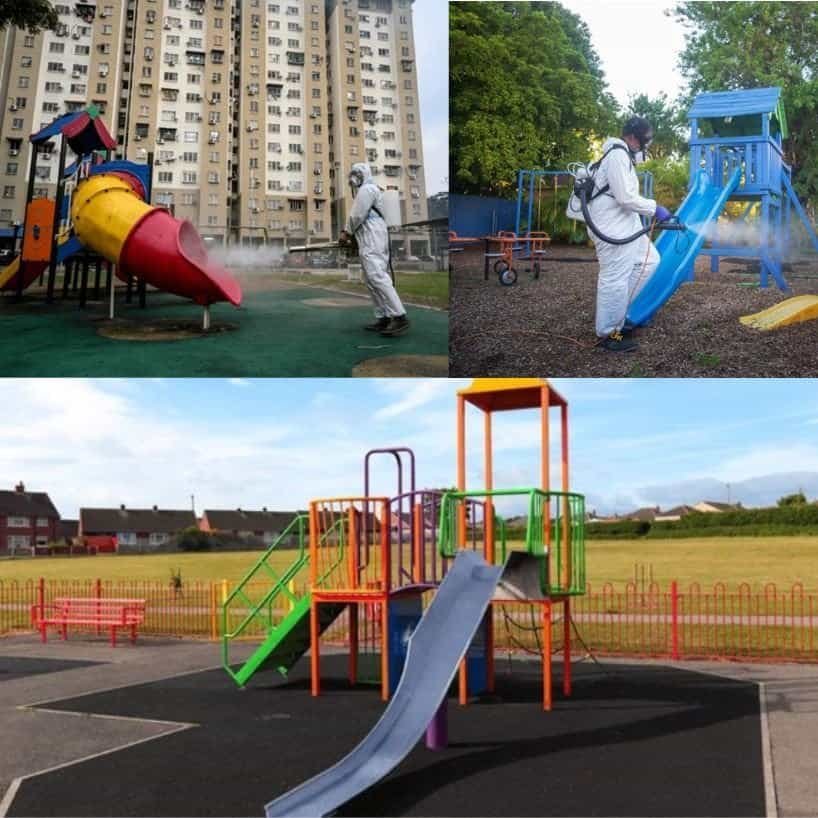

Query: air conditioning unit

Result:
[9,149,19,156]
[164,23,171,29]
[72,32,80,40]
[135,135,143,141]
[156,137,164,144]
[9,104,17,112]
[72,71,81,78]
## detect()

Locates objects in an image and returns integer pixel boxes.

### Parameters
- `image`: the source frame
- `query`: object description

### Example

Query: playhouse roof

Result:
[31,106,117,153]
[458,379,566,412]
[688,87,788,138]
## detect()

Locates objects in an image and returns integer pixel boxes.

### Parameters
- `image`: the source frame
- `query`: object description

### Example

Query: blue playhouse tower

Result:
[687,86,818,289]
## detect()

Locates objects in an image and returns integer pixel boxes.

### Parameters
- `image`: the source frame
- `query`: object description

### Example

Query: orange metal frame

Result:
[456,379,572,711]
[486,230,551,270]
[308,497,391,702]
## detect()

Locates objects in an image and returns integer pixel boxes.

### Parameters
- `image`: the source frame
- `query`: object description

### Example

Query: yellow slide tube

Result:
[70,174,153,264]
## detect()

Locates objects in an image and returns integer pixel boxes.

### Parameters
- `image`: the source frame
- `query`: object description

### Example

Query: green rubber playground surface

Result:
[0,283,448,376]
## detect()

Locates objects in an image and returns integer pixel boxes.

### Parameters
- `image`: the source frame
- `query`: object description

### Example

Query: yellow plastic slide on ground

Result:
[740,295,818,331]
[0,255,21,290]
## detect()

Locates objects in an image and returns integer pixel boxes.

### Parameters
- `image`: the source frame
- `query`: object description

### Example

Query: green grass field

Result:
[2,536,816,591]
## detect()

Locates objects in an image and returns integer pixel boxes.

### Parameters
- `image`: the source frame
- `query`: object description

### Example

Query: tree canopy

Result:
[450,1,618,196]
[622,93,686,160]
[671,1,818,203]
[0,0,58,33]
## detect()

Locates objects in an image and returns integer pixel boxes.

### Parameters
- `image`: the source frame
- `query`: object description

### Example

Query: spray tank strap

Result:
[586,143,635,202]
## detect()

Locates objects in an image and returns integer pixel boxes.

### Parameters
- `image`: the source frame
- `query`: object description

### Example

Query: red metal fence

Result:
[1,578,816,663]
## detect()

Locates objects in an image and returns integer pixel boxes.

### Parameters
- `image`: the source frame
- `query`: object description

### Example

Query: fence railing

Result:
[1,578,816,663]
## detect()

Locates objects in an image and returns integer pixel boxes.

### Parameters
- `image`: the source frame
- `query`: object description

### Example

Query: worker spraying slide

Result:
[567,116,685,353]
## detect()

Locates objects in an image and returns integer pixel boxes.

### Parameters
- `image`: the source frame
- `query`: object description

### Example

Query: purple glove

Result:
[654,205,672,222]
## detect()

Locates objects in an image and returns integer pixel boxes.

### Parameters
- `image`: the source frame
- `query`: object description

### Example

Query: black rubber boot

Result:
[380,314,410,337]
[364,317,391,332]
[601,330,637,352]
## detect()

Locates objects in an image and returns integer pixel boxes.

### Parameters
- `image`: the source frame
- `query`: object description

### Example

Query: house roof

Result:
[57,519,78,539]
[0,489,59,519]
[699,501,738,511]
[688,87,788,138]
[203,509,303,531]
[627,506,659,522]
[80,507,196,533]
[658,505,694,517]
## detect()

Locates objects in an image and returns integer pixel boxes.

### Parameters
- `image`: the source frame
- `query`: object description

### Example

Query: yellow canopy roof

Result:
[457,378,566,411]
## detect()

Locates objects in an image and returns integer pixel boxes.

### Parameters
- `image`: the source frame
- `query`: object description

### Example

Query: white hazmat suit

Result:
[346,162,405,320]
[585,138,660,337]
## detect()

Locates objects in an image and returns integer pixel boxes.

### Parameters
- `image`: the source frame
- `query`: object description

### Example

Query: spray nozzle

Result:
[657,217,686,232]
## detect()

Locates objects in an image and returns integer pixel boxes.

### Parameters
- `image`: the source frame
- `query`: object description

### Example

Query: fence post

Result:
[210,582,218,641]
[671,580,680,660]
[38,577,45,622]
[96,577,102,635]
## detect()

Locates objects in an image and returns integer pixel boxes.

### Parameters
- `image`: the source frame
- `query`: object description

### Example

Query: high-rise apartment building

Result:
[325,0,427,233]
[0,1,129,226]
[0,0,427,248]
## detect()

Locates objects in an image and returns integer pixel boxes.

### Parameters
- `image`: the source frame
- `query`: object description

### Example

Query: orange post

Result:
[456,394,466,548]
[484,409,495,694]
[380,500,390,593]
[349,604,358,686]
[541,384,551,581]
[412,503,422,584]
[349,506,359,590]
[542,600,552,711]
[459,658,468,705]
[563,597,572,696]
[310,598,320,697]
[561,403,571,590]
[380,595,389,701]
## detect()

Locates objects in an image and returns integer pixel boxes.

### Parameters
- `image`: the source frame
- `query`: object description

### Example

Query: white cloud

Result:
[713,444,818,483]
[227,378,251,388]
[373,379,456,420]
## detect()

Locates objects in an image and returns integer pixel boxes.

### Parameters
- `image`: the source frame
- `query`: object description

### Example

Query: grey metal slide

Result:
[265,549,505,817]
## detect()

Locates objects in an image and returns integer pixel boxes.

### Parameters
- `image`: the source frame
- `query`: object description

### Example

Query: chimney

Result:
[120,503,126,510]
[152,504,158,512]
[15,481,25,493]
[262,506,268,512]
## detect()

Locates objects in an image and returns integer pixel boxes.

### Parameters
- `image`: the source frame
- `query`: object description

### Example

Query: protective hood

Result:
[602,136,629,154]
[350,162,374,186]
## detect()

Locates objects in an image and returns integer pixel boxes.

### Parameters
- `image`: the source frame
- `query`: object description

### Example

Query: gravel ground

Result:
[449,243,818,376]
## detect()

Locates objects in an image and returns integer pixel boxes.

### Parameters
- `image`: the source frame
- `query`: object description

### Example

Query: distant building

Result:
[654,505,695,522]
[200,508,303,546]
[79,505,196,553]
[693,501,741,513]
[56,518,78,544]
[0,481,60,554]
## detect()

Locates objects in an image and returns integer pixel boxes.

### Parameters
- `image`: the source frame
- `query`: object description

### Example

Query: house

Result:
[79,505,197,553]
[200,508,304,547]
[693,500,741,513]
[626,506,660,522]
[56,519,78,545]
[654,505,695,522]
[0,482,60,555]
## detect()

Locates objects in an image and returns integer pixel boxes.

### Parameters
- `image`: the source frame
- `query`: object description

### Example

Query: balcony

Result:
[286,51,305,66]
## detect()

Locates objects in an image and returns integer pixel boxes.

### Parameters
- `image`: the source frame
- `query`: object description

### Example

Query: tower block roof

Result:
[457,378,567,412]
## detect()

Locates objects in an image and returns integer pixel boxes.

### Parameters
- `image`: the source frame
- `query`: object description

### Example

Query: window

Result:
[49,42,64,53]
[158,171,173,183]
[8,535,31,549]
[208,193,218,205]
[184,131,199,143]
[35,517,49,528]
[182,151,198,162]
[5,163,18,175]
[7,516,29,527]
[182,171,198,184]
[117,531,137,545]
[208,171,219,184]
[149,532,168,545]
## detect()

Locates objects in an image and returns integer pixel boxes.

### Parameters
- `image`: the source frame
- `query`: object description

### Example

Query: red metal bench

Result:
[31,598,146,646]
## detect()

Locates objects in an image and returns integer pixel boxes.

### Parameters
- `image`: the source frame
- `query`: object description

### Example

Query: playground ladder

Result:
[222,514,349,687]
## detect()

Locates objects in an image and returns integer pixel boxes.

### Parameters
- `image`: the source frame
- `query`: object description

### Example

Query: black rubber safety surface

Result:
[9,656,765,817]
[0,656,103,682]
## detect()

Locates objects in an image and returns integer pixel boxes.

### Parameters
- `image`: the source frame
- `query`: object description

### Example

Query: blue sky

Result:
[414,0,448,194]
[0,378,816,519]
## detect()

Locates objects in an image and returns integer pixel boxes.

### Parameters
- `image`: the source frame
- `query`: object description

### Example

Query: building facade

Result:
[79,505,197,552]
[0,0,426,247]
[0,482,60,554]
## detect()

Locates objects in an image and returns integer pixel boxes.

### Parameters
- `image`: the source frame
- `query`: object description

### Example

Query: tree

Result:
[450,1,619,196]
[623,93,686,159]
[0,0,58,33]
[176,527,213,552]
[671,1,818,205]
[777,491,808,507]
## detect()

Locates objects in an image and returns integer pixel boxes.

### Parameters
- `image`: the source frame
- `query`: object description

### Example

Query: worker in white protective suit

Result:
[339,162,409,337]
[585,117,672,352]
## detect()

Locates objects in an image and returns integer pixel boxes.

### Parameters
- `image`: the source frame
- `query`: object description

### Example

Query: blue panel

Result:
[387,594,423,696]
[449,194,517,237]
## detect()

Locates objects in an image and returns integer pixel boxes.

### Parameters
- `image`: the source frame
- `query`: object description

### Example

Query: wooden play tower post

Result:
[456,378,573,711]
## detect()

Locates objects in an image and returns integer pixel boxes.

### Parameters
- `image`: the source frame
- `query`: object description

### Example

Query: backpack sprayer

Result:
[566,146,686,244]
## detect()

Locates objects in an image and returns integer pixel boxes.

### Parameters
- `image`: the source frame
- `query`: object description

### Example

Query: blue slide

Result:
[626,167,742,326]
